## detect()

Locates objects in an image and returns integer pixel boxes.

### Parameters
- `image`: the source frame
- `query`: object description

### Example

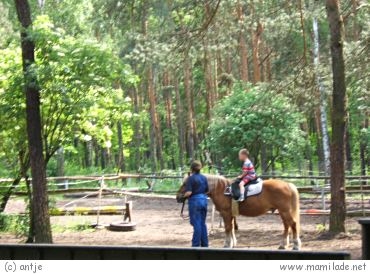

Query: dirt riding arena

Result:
[1,195,362,259]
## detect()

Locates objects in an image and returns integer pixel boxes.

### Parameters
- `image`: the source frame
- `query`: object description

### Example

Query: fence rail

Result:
[0,174,369,184]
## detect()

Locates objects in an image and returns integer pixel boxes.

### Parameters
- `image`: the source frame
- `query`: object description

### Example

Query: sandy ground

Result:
[0,196,362,259]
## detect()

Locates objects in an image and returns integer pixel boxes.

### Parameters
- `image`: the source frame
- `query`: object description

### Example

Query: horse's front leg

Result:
[222,213,236,248]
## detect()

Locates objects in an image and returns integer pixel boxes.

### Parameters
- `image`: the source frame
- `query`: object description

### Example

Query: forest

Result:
[0,0,369,176]
[0,0,368,241]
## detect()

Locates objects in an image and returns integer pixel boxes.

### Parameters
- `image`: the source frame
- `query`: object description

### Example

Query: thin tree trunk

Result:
[56,147,66,188]
[14,0,52,243]
[0,151,29,212]
[83,139,92,168]
[350,0,360,41]
[252,22,263,84]
[360,118,368,185]
[260,144,267,174]
[299,0,307,64]
[326,0,347,233]
[174,76,185,168]
[100,147,107,169]
[0,177,21,212]
[345,126,353,174]
[93,139,99,167]
[313,17,331,177]
[163,70,172,129]
[237,0,249,82]
[147,64,159,171]
[225,54,233,94]
[117,121,125,172]
[204,39,214,120]
[142,7,163,170]
[25,176,34,243]
[184,52,195,161]
[314,110,324,173]
[131,85,141,171]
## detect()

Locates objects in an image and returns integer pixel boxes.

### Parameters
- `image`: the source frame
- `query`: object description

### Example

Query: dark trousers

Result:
[189,196,208,247]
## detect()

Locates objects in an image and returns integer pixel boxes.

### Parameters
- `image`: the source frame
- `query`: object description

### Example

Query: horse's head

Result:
[176,173,190,203]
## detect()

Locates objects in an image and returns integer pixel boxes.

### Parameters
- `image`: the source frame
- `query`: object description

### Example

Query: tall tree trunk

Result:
[314,110,325,173]
[224,53,233,95]
[117,121,125,172]
[326,0,347,233]
[184,52,195,161]
[204,39,214,120]
[360,118,368,184]
[14,0,52,243]
[163,70,172,129]
[142,3,163,171]
[299,0,307,64]
[350,0,360,41]
[0,177,21,212]
[252,22,263,84]
[83,139,93,168]
[25,176,34,243]
[237,0,249,82]
[0,151,28,212]
[345,126,353,174]
[174,76,185,168]
[131,85,141,171]
[147,64,160,171]
[260,144,267,174]
[100,147,107,169]
[93,139,99,167]
[313,18,331,177]
[56,147,66,188]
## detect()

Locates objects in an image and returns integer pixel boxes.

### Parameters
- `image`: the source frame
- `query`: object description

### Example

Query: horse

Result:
[176,174,301,250]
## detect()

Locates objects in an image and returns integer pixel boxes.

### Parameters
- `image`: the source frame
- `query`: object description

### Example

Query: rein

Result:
[180,199,189,220]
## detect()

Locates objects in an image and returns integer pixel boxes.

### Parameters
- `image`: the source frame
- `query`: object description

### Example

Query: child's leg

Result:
[238,181,245,201]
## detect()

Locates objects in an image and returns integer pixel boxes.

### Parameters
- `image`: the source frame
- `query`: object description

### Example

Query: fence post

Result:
[358,218,370,259]
[95,176,104,227]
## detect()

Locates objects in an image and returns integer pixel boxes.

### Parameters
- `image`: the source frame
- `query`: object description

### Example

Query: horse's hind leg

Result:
[278,217,290,250]
[291,220,301,250]
[280,212,301,250]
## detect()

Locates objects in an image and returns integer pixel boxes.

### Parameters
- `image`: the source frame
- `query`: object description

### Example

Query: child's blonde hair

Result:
[239,149,249,157]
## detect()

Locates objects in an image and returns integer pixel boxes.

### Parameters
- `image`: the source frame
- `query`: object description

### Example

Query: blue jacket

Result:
[185,173,209,198]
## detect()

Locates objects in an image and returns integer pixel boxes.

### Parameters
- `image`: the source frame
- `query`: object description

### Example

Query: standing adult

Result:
[183,161,209,247]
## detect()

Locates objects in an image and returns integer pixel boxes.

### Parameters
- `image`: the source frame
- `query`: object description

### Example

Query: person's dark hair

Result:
[239,148,249,157]
[190,161,202,173]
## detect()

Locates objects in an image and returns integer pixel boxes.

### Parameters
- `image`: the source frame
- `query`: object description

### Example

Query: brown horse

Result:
[176,174,301,250]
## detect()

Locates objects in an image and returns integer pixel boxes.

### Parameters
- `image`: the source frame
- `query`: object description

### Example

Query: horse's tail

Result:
[288,183,300,233]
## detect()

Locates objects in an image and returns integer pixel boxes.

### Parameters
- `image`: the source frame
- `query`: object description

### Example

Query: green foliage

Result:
[0,0,368,177]
[206,83,305,169]
[0,213,29,237]
[0,15,135,175]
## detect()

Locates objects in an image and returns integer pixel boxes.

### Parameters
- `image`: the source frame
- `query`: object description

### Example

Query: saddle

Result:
[225,178,263,200]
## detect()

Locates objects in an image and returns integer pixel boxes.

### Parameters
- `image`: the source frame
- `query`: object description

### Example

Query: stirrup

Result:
[238,196,244,202]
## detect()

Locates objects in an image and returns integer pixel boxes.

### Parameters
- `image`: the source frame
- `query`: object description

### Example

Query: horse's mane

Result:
[204,174,229,191]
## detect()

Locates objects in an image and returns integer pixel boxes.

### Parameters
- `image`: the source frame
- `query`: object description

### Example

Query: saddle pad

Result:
[245,178,263,197]
[230,178,263,200]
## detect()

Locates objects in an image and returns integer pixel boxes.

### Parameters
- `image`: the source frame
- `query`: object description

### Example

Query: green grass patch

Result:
[52,222,95,233]
[0,213,29,236]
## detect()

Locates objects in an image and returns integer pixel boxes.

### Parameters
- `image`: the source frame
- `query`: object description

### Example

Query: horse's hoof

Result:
[278,246,286,250]
[292,246,300,251]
